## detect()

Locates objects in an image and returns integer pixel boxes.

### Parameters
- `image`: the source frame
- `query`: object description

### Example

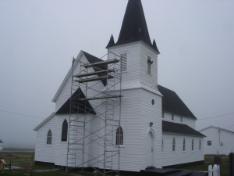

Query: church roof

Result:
[108,0,159,53]
[56,88,96,115]
[158,85,197,120]
[163,121,205,137]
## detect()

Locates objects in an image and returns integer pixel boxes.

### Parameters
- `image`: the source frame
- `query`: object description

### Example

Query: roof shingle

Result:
[158,85,197,120]
[163,121,205,137]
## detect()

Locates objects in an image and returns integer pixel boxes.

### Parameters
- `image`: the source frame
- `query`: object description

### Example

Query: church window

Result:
[147,57,153,75]
[151,99,155,105]
[61,120,68,142]
[47,130,52,145]
[199,139,202,150]
[183,138,186,151]
[120,53,127,71]
[116,127,123,145]
[192,139,194,151]
[161,138,164,152]
[207,140,212,146]
[172,137,176,151]
[172,114,174,121]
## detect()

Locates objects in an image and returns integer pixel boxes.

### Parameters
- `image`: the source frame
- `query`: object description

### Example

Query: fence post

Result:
[230,153,234,176]
[208,165,213,176]
[213,164,220,176]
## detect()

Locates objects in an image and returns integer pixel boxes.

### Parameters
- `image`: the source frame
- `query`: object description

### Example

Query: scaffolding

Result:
[66,53,123,174]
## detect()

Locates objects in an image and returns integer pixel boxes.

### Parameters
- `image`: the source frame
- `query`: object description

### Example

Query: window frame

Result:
[199,139,202,150]
[47,130,52,145]
[116,126,124,146]
[172,137,176,151]
[192,139,194,151]
[161,138,164,152]
[147,56,153,75]
[183,138,186,151]
[207,140,212,146]
[61,120,68,142]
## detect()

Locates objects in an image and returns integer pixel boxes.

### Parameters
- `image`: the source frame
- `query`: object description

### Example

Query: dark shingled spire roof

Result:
[152,40,160,53]
[113,0,159,53]
[106,35,115,48]
[117,0,151,45]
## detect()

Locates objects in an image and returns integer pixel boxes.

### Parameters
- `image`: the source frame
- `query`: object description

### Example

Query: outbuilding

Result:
[200,126,234,155]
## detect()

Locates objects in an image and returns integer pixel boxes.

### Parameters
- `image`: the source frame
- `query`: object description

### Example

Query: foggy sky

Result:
[0,0,234,148]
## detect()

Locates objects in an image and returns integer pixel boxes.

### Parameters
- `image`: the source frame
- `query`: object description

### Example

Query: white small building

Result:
[200,126,234,155]
[34,0,205,172]
[0,140,3,151]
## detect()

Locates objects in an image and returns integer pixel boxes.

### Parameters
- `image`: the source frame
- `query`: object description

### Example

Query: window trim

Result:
[147,56,153,75]
[207,140,212,146]
[116,126,124,146]
[199,139,202,150]
[192,139,194,151]
[161,138,164,152]
[183,138,186,151]
[172,137,176,151]
[61,120,68,142]
[47,130,52,145]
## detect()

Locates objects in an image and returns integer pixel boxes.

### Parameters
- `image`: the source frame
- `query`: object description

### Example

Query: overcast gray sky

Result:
[0,0,234,148]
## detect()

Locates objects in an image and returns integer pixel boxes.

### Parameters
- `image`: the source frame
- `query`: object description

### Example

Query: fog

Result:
[0,0,234,148]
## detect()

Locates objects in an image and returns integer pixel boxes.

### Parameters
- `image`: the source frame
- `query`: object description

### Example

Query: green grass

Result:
[0,152,231,176]
[177,155,230,176]
[0,152,34,169]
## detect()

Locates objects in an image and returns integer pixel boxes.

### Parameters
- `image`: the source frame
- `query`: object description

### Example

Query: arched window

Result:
[61,120,68,142]
[47,130,52,145]
[116,127,123,145]
[172,137,176,151]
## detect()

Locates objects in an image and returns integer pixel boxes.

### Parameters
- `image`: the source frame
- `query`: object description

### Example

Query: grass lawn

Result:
[177,155,230,176]
[0,152,231,176]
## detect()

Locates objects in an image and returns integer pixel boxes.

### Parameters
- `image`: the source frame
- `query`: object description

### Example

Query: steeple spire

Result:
[116,0,151,46]
[106,35,115,48]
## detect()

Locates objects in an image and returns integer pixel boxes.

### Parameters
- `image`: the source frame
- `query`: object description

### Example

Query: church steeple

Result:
[116,0,152,48]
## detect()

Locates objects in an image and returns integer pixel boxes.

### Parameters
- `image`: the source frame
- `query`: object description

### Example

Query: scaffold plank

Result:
[78,75,113,83]
[74,69,115,78]
[78,95,121,101]
[83,59,119,68]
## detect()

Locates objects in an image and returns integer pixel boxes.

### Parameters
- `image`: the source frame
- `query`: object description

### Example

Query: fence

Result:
[208,164,220,176]
[230,153,234,176]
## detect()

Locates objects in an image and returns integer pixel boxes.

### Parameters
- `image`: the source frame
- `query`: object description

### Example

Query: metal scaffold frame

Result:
[66,52,123,175]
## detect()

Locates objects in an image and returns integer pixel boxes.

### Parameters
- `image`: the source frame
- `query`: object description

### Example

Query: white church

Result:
[34,0,205,172]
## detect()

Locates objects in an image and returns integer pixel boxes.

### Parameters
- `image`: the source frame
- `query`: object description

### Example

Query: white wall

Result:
[108,41,159,92]
[201,127,234,155]
[35,40,203,171]
[161,133,204,167]
[163,112,195,128]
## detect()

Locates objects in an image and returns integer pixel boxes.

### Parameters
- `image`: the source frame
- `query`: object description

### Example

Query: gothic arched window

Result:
[47,130,52,145]
[116,127,123,145]
[61,120,68,142]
